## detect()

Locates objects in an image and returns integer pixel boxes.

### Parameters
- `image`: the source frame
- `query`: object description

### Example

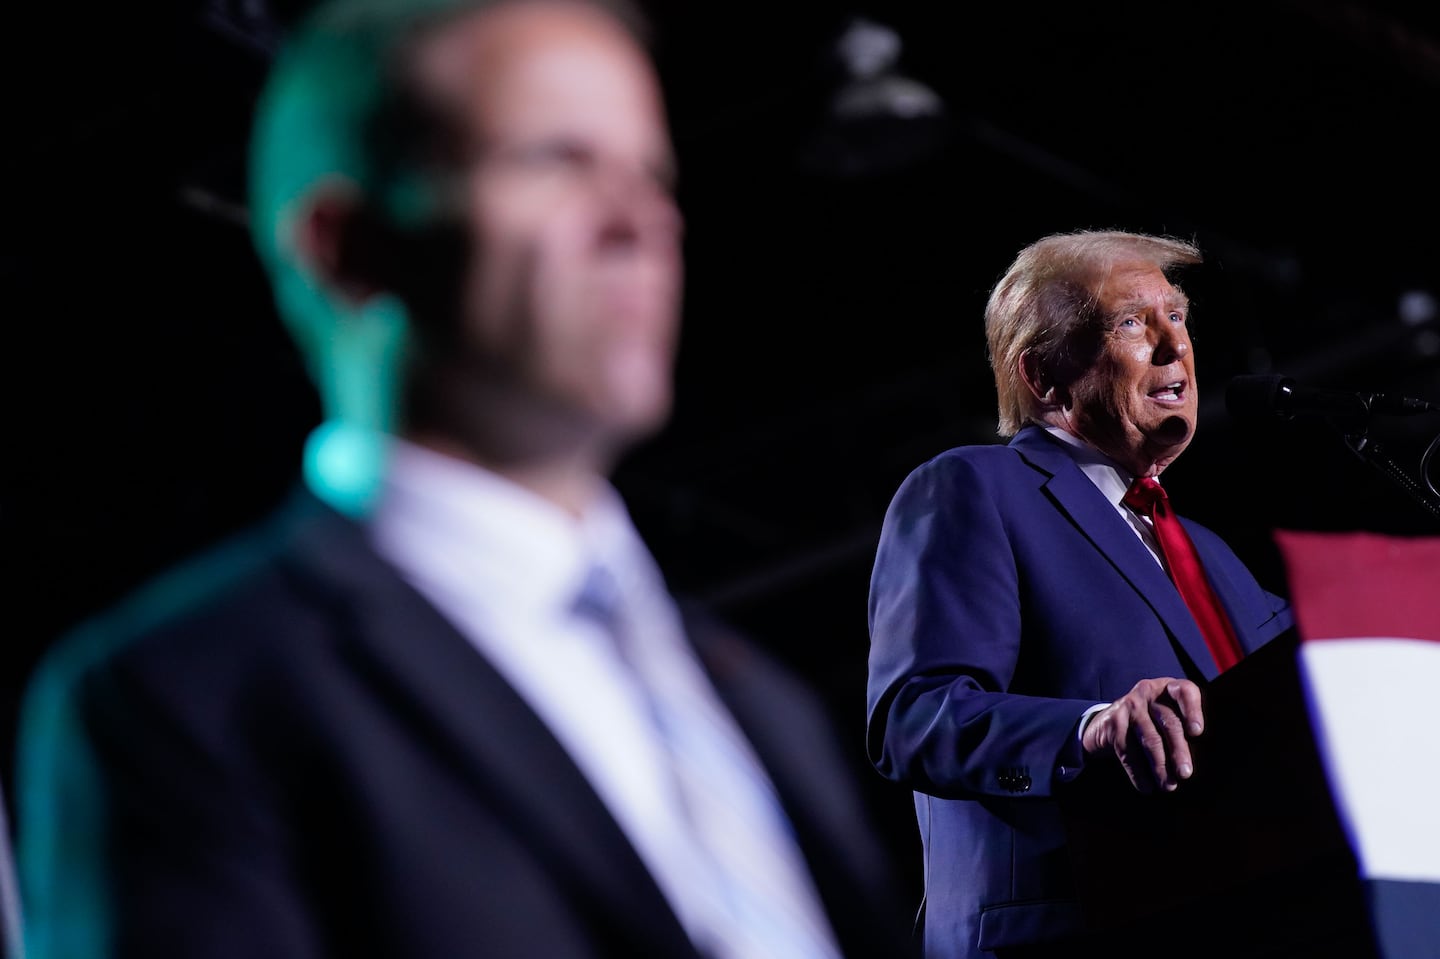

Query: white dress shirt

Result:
[365,439,838,958]
[1043,426,1165,568]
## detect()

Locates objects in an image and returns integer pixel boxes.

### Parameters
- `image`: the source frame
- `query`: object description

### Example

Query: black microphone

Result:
[1226,373,1440,422]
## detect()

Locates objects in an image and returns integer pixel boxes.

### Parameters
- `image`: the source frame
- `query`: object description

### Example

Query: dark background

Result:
[8,0,1440,904]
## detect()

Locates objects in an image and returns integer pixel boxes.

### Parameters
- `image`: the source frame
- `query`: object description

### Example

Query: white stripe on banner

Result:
[1300,637,1440,882]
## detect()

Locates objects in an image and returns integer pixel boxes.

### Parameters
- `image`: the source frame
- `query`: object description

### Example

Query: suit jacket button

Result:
[997,768,1032,793]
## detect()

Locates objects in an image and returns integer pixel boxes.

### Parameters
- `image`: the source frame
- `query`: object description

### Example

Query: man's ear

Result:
[1019,348,1062,406]
[290,180,394,307]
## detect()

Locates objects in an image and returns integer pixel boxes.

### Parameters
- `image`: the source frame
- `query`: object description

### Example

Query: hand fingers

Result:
[1092,704,1159,794]
[1151,701,1193,784]
[1096,703,1142,793]
[1165,680,1205,737]
[1126,705,1173,792]
[1090,677,1205,793]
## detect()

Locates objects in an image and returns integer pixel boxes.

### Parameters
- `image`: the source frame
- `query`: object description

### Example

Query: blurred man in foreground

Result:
[16,2,912,956]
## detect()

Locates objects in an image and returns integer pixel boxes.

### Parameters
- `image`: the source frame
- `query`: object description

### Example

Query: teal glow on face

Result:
[247,0,466,516]
[304,420,392,518]
[301,293,409,516]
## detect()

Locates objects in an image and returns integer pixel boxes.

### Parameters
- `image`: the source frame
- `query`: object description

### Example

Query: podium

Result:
[1058,530,1440,959]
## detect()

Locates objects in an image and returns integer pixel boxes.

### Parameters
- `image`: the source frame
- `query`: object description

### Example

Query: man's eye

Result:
[1169,312,1186,323]
[535,145,585,166]
[507,141,592,171]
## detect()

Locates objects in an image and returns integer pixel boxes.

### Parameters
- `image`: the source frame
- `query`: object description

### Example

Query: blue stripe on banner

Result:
[1366,878,1440,959]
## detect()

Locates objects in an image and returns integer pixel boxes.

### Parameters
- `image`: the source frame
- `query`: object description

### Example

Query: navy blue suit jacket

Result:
[865,427,1294,958]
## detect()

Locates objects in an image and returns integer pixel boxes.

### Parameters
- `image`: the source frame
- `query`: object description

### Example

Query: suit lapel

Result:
[1011,428,1220,681]
[276,497,698,957]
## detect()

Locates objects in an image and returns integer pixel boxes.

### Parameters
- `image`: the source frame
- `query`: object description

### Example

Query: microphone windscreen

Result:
[1225,374,1286,420]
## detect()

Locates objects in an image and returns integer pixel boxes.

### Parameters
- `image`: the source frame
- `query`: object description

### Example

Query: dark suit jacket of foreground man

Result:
[19,487,909,959]
[866,426,1294,957]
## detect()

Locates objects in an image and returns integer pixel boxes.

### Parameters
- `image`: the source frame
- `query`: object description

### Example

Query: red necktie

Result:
[1123,476,1244,672]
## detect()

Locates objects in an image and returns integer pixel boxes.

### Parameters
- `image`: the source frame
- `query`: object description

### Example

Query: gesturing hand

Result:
[1081,678,1204,793]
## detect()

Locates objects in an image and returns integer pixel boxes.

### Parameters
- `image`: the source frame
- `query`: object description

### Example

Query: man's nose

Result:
[1152,323,1190,364]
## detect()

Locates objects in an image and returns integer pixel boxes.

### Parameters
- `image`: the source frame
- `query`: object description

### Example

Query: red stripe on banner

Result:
[1274,530,1440,643]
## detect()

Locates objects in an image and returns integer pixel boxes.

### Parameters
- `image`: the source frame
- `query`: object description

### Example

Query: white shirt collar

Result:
[369,437,648,619]
[1042,426,1148,507]
[1043,427,1166,567]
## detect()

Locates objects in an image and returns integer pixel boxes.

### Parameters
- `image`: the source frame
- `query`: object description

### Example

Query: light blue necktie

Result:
[573,565,841,959]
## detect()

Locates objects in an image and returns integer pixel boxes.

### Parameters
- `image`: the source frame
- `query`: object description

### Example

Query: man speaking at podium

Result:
[866,230,1296,959]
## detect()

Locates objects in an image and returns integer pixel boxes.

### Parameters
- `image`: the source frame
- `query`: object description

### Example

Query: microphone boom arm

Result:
[1342,428,1440,521]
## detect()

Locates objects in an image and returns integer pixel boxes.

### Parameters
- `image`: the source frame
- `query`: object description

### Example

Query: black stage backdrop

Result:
[7,0,1440,900]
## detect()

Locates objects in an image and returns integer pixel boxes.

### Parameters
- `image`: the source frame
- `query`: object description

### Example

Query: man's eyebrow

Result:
[1109,290,1190,318]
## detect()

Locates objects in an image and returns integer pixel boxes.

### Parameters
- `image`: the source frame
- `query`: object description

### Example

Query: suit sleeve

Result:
[865,455,1098,800]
